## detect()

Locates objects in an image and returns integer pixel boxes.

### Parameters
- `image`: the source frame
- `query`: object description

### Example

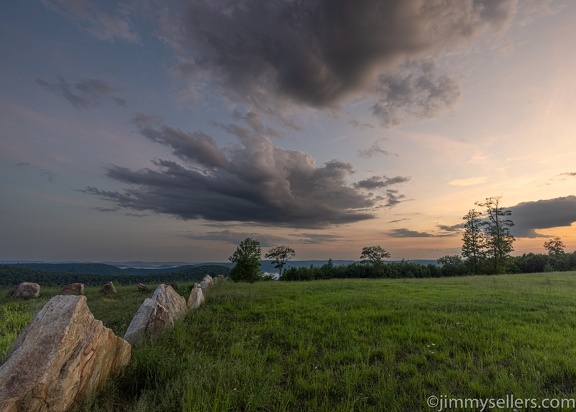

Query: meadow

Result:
[2,273,576,411]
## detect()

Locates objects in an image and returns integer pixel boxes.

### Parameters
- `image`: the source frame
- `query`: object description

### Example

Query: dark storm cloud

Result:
[160,0,514,115]
[354,175,410,190]
[36,77,127,109]
[509,196,576,238]
[85,113,391,228]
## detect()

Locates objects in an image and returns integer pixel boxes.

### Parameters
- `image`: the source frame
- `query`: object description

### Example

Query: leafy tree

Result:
[437,255,467,277]
[476,196,515,274]
[461,209,485,274]
[360,245,391,266]
[543,236,565,255]
[229,238,262,283]
[265,245,296,277]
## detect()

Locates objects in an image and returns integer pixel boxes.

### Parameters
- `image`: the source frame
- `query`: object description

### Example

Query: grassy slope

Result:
[3,273,576,411]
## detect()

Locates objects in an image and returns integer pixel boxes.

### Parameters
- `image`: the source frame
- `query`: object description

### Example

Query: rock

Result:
[0,295,131,412]
[151,284,188,321]
[136,283,149,292]
[59,283,84,295]
[187,286,205,309]
[200,280,210,289]
[7,282,40,299]
[124,298,173,345]
[99,281,117,294]
[203,274,214,286]
[216,274,226,282]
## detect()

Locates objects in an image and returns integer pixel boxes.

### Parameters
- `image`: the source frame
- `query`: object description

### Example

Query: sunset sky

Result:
[1,0,575,263]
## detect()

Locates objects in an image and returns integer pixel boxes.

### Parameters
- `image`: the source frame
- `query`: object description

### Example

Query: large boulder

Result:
[99,281,117,294]
[136,283,149,292]
[124,298,173,345]
[59,283,84,295]
[203,274,214,286]
[7,282,40,299]
[0,295,131,412]
[151,284,188,321]
[187,286,205,309]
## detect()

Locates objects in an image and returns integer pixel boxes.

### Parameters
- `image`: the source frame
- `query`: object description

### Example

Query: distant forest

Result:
[280,252,576,281]
[0,264,230,287]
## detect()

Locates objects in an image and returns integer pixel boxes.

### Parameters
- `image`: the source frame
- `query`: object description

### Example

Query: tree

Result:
[476,196,515,274]
[360,245,391,266]
[461,209,485,274]
[265,245,296,277]
[543,236,565,255]
[229,238,262,283]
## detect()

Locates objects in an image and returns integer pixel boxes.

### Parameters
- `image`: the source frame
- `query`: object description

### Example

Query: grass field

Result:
[3,273,576,411]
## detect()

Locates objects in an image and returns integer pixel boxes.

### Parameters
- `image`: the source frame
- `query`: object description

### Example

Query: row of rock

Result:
[6,275,226,299]
[0,274,222,411]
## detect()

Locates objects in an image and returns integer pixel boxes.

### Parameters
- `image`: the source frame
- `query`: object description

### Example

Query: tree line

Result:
[228,196,575,282]
[0,265,230,287]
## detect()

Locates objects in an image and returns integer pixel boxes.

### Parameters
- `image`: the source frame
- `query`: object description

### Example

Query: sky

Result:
[1,0,575,263]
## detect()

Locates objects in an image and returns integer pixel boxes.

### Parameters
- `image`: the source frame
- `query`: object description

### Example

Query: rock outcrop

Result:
[123,284,188,345]
[0,295,131,412]
[99,281,117,294]
[187,285,205,309]
[136,283,149,292]
[59,283,84,295]
[7,282,40,299]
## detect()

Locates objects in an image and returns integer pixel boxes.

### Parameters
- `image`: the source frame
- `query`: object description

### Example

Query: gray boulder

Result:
[59,283,84,295]
[124,298,173,345]
[99,281,117,294]
[151,284,188,321]
[187,286,205,309]
[0,295,131,412]
[8,282,40,299]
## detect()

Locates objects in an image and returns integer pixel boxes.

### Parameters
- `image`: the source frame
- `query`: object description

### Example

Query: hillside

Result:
[0,264,230,287]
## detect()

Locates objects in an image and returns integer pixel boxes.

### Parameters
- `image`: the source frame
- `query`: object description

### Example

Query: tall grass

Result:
[71,272,576,411]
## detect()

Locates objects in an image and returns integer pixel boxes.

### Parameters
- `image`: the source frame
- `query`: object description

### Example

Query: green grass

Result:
[4,274,576,411]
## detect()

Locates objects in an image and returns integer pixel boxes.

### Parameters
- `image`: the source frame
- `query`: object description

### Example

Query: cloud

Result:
[388,218,410,224]
[292,233,344,244]
[561,172,576,177]
[36,77,127,109]
[185,230,286,247]
[380,189,408,208]
[437,223,465,232]
[509,196,576,238]
[158,0,515,115]
[388,227,454,238]
[41,0,139,43]
[15,162,55,182]
[354,175,410,190]
[371,60,461,127]
[358,140,398,158]
[85,113,391,228]
[388,228,436,238]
